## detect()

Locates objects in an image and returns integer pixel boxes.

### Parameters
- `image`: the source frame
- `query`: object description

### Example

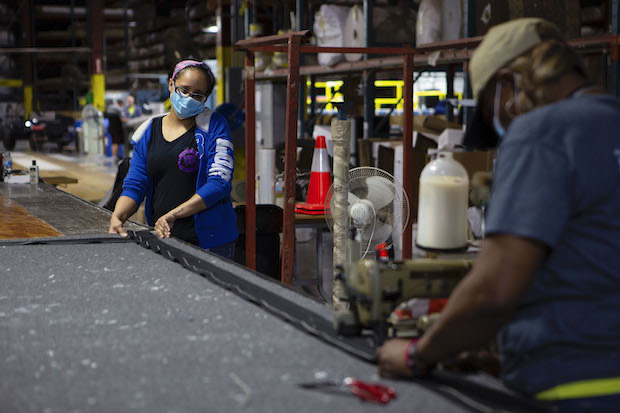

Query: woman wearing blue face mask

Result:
[109,59,238,260]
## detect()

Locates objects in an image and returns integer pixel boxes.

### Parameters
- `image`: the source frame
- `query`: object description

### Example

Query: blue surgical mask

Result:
[492,81,506,138]
[170,89,205,119]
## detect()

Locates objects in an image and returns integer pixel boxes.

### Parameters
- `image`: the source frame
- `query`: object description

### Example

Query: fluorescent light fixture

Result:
[202,25,218,33]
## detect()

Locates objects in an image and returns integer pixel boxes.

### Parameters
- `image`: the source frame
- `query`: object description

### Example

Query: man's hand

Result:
[377,339,414,378]
[108,215,128,237]
[154,212,177,238]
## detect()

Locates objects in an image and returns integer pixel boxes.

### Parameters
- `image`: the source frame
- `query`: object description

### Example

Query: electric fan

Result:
[324,167,410,261]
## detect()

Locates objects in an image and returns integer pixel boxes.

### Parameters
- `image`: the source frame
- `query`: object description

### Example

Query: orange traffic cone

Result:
[295,135,332,215]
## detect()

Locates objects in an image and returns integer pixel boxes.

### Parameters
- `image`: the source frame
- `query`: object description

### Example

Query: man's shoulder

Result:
[507,94,620,145]
[516,94,620,125]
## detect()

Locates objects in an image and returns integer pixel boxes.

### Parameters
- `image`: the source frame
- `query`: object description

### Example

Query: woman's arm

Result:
[153,194,207,238]
[195,114,235,209]
[109,195,140,236]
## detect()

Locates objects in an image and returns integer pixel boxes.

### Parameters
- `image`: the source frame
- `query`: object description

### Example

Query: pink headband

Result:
[172,60,215,95]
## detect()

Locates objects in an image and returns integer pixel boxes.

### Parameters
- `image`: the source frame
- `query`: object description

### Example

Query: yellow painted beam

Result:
[23,86,33,119]
[0,78,23,88]
[91,73,105,112]
[216,46,231,106]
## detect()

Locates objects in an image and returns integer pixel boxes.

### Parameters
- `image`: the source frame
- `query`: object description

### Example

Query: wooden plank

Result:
[41,176,79,186]
[0,193,62,239]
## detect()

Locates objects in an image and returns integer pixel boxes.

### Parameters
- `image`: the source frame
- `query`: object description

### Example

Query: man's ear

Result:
[496,69,514,85]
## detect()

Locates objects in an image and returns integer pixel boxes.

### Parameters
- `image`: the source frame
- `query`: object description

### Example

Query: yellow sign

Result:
[307,80,462,111]
[0,78,23,88]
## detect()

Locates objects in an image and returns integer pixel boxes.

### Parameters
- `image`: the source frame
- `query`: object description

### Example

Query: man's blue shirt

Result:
[485,94,620,395]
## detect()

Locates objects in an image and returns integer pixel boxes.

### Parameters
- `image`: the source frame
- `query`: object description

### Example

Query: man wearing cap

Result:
[377,18,620,409]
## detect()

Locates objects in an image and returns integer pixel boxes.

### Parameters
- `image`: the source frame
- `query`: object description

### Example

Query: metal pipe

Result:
[71,0,78,112]
[235,30,311,49]
[244,51,257,270]
[124,0,129,91]
[31,0,38,114]
[402,51,415,260]
[0,47,92,53]
[89,0,105,113]
[446,64,455,122]
[462,0,476,126]
[363,0,374,139]
[38,5,133,17]
[612,0,620,95]
[281,34,302,285]
[297,0,305,139]
[21,0,34,119]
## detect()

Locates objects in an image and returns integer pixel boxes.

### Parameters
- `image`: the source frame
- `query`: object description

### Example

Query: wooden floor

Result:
[0,193,62,239]
[11,152,117,203]
[9,150,146,224]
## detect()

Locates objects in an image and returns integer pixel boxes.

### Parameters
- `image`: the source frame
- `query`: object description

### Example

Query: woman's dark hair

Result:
[169,59,216,98]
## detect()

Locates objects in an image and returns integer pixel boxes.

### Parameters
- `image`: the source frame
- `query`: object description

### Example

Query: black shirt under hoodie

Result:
[147,116,200,245]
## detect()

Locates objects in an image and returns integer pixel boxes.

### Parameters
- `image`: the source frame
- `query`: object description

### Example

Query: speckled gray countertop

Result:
[0,242,467,413]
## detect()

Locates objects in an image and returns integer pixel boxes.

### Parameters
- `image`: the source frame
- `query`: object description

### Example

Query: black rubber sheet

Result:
[0,232,550,412]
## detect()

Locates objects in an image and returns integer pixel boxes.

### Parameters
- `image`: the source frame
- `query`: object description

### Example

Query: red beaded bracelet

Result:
[404,338,420,369]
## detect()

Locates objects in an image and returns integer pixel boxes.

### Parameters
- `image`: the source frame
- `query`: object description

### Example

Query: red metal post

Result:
[21,0,33,118]
[244,51,257,270]
[89,0,105,112]
[281,35,302,285]
[402,51,415,260]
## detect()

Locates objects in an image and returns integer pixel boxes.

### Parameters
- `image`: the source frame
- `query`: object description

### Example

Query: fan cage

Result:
[324,166,410,251]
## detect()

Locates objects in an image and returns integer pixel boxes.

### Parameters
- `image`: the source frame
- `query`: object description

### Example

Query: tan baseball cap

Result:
[469,18,562,100]
[463,18,564,150]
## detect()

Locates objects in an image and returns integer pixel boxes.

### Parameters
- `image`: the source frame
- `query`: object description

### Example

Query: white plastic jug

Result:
[416,152,469,251]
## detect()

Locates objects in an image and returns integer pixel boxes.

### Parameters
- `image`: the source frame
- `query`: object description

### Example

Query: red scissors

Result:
[298,377,397,404]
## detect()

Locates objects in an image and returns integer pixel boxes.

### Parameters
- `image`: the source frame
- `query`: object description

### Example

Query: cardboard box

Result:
[452,151,496,180]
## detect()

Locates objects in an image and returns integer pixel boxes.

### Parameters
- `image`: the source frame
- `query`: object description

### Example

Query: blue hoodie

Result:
[120,109,238,249]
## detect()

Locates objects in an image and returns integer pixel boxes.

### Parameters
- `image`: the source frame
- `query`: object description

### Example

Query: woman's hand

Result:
[154,212,177,238]
[109,214,128,237]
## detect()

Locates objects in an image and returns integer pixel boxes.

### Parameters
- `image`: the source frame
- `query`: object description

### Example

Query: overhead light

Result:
[25,120,32,128]
[129,21,136,27]
[202,25,218,33]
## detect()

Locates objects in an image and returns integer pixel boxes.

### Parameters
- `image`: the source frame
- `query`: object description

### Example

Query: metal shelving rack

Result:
[235,1,620,286]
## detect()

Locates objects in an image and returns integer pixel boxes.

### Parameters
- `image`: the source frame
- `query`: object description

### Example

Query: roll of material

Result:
[330,118,351,309]
[257,148,276,205]
[417,0,442,46]
[314,5,350,67]
[344,6,364,62]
